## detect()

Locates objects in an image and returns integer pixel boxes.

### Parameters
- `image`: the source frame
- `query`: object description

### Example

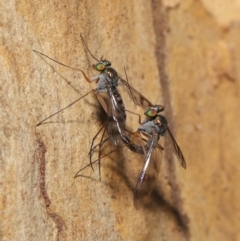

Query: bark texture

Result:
[1,0,240,240]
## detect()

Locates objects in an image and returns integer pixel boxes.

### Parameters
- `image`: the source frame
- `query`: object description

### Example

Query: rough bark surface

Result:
[1,0,240,240]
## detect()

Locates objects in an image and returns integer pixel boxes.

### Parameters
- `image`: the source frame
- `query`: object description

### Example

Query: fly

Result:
[34,34,127,148]
[121,68,186,167]
[119,70,186,209]
[83,69,186,209]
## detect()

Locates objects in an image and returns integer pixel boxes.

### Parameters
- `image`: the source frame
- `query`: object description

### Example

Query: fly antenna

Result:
[154,94,161,106]
[80,33,100,62]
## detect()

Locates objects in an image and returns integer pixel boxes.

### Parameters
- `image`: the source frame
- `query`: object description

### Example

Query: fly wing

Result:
[133,131,162,210]
[106,85,126,146]
[165,127,186,169]
[119,77,154,108]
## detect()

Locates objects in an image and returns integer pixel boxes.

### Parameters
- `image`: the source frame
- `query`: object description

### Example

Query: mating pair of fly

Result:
[35,34,186,210]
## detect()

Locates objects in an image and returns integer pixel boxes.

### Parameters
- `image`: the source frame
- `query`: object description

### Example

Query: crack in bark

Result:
[151,0,190,238]
[36,136,66,241]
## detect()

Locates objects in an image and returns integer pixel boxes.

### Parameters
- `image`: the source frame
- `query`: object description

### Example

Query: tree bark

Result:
[1,0,240,240]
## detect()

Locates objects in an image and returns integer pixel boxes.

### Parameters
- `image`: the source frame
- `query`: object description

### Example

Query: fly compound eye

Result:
[144,109,157,118]
[92,63,105,71]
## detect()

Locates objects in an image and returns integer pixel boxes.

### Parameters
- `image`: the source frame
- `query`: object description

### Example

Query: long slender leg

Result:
[98,126,108,181]
[37,90,95,126]
[125,129,163,151]
[88,125,105,170]
[34,50,101,126]
[89,137,109,155]
[33,50,92,83]
[74,149,119,179]
[125,109,142,124]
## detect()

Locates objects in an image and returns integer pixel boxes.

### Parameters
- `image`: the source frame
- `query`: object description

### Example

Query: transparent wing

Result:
[165,127,186,169]
[106,85,126,146]
[133,131,162,210]
[119,77,154,108]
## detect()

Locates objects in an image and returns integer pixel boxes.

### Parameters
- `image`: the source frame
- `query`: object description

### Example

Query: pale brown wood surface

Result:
[1,0,240,240]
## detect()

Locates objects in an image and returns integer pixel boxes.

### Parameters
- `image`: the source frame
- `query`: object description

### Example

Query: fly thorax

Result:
[154,115,168,136]
[138,120,156,136]
[105,67,119,87]
[95,74,108,93]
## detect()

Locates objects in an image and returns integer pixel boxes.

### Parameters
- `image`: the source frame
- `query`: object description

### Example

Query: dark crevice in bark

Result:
[151,0,190,238]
